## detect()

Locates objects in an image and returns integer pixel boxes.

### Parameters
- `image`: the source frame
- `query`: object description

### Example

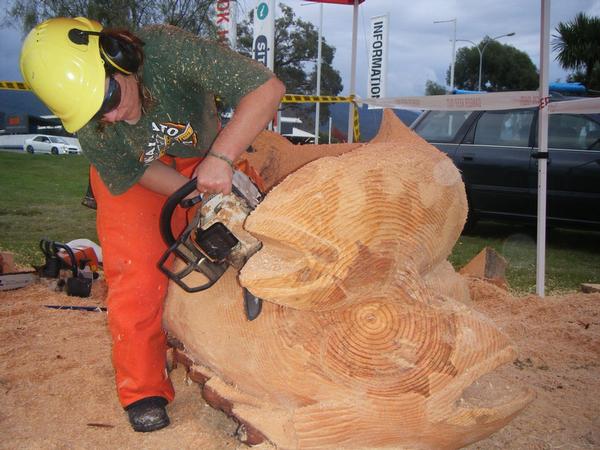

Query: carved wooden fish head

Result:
[165,111,534,449]
[240,129,467,311]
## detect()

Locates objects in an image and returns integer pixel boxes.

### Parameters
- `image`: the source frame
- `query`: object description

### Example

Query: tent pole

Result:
[536,0,550,297]
[347,0,359,143]
[315,3,323,144]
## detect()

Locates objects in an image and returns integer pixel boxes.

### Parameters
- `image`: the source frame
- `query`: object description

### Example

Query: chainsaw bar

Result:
[0,271,38,291]
[231,170,263,209]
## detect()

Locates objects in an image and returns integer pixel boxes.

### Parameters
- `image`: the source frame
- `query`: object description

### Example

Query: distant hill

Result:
[0,90,51,116]
[326,103,419,141]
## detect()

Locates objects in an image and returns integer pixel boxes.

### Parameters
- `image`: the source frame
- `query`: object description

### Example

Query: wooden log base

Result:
[172,347,267,446]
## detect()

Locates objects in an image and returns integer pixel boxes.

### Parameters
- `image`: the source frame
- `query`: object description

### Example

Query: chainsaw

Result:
[39,239,101,297]
[158,170,265,320]
[0,240,101,293]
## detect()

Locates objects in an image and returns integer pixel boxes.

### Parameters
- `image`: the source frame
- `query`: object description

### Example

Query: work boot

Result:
[125,396,170,432]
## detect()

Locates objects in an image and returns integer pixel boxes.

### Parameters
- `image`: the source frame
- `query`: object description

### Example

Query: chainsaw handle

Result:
[40,239,53,258]
[50,242,78,278]
[159,178,200,247]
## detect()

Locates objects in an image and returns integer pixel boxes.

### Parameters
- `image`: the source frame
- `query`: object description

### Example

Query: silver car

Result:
[23,135,81,155]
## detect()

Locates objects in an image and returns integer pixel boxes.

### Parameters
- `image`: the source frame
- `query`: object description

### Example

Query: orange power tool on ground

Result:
[39,239,102,297]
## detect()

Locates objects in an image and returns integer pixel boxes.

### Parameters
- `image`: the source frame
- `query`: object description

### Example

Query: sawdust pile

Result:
[1,278,598,449]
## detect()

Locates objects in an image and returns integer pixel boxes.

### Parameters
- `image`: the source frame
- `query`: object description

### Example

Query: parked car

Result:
[410,102,600,229]
[23,135,81,155]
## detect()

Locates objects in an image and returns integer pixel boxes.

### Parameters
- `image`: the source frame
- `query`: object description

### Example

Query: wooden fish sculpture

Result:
[163,110,534,449]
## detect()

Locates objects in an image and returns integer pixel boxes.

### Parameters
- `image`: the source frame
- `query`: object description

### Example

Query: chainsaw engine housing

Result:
[159,172,263,293]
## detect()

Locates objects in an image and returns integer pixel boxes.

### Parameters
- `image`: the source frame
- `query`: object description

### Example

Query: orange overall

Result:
[90,156,200,407]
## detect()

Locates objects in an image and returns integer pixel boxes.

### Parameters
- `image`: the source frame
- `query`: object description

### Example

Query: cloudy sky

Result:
[2,0,599,97]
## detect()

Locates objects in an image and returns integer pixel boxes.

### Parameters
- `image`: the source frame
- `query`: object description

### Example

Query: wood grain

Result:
[164,110,534,449]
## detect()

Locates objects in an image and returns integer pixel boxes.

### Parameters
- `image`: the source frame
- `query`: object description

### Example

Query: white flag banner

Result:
[358,91,540,111]
[214,0,237,49]
[252,0,275,70]
[358,91,600,114]
[548,97,600,114]
[367,14,389,101]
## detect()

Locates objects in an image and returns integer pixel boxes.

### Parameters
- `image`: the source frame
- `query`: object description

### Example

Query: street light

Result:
[433,18,457,92]
[456,32,515,91]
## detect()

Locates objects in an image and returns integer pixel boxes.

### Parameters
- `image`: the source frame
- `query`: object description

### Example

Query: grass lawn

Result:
[450,221,600,294]
[0,151,97,266]
[1,151,598,294]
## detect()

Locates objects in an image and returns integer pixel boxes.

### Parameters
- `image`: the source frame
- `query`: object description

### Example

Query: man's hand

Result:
[193,155,233,195]
[198,77,285,192]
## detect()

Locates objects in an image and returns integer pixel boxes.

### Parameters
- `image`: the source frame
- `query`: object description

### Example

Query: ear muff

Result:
[98,34,141,75]
[67,27,141,75]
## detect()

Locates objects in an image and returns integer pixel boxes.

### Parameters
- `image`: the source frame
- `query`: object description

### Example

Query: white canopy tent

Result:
[307,0,364,143]
[286,0,600,295]
[351,0,600,296]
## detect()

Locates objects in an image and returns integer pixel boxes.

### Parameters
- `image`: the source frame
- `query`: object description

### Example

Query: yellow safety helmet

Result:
[20,17,105,133]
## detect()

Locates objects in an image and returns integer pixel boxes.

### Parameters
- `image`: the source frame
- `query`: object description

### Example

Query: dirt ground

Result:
[1,276,599,450]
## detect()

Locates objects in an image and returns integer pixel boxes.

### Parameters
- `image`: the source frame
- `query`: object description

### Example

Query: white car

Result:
[23,135,81,155]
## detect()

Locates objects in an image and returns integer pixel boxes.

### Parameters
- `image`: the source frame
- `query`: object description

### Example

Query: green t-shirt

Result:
[78,25,273,194]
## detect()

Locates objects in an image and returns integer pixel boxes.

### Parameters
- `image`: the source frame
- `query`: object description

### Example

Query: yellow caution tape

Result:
[0,81,29,91]
[282,94,352,104]
[352,101,360,142]
[283,93,361,142]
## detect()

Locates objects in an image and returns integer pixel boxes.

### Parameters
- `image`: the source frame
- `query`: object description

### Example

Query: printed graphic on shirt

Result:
[141,121,198,165]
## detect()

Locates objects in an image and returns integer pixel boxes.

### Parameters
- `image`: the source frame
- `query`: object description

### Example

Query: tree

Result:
[449,38,538,92]
[237,4,343,127]
[425,80,446,95]
[3,0,216,36]
[552,12,600,91]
